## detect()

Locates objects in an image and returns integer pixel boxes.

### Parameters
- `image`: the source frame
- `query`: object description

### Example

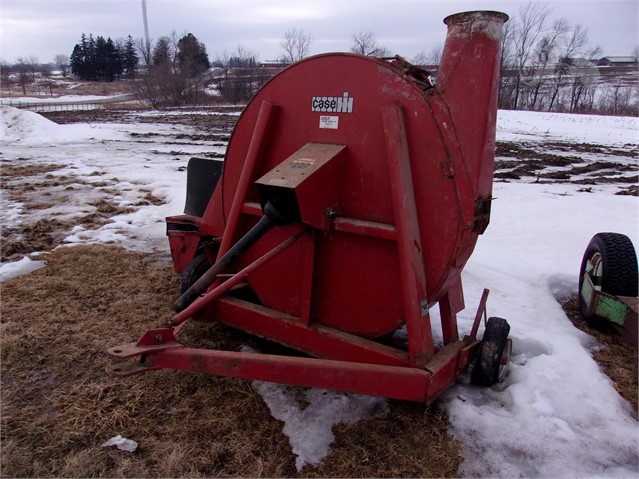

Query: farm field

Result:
[1,104,637,477]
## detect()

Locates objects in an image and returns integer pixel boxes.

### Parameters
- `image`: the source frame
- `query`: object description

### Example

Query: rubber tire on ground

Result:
[180,253,212,295]
[472,317,511,387]
[578,232,639,321]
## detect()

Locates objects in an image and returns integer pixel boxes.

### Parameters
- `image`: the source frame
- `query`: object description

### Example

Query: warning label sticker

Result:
[319,116,339,129]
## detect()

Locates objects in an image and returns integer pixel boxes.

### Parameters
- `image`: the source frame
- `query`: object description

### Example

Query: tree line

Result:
[2,2,636,115]
[134,32,212,107]
[497,3,638,116]
[70,34,139,81]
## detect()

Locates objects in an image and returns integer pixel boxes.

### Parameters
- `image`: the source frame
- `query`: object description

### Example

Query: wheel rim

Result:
[587,252,603,288]
[497,338,512,382]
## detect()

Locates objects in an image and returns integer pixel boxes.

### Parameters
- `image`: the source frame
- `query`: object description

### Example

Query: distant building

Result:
[561,57,597,68]
[595,56,638,80]
[259,60,288,69]
[597,56,637,67]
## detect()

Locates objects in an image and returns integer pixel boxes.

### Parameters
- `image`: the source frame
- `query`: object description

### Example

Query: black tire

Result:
[578,233,638,320]
[472,317,511,387]
[180,253,212,294]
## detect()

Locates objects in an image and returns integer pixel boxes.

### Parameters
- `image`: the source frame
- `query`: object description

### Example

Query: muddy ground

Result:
[1,107,637,477]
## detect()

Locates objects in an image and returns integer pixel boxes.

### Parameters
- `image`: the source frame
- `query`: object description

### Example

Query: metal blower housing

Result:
[108,11,512,404]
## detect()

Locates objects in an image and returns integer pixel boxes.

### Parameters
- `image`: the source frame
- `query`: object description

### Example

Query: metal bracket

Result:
[106,359,160,377]
[470,288,490,338]
[107,328,182,358]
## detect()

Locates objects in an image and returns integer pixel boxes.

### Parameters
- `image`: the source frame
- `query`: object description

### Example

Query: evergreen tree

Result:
[86,34,97,80]
[152,37,172,66]
[94,35,107,80]
[104,37,122,81]
[70,33,89,79]
[123,35,139,79]
[176,33,210,78]
[70,43,84,79]
[68,32,142,81]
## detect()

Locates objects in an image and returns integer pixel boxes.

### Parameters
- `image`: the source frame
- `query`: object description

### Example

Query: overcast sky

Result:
[2,0,637,64]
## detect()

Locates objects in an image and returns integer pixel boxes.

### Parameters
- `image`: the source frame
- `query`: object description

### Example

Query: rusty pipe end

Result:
[443,10,509,30]
[437,10,509,92]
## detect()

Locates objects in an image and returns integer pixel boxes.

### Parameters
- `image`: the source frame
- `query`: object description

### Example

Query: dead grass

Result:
[1,219,75,261]
[1,245,462,478]
[561,297,638,416]
[134,191,166,207]
[1,79,131,98]
[0,163,63,180]
[90,199,134,216]
[0,170,136,261]
[303,403,460,477]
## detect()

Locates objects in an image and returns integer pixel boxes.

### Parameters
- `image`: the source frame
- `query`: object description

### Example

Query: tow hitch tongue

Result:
[108,10,513,404]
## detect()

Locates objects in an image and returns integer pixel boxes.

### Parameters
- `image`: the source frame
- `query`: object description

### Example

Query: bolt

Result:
[325,207,340,218]
[154,334,164,343]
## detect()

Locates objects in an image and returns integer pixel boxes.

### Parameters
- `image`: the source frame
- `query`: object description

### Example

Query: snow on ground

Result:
[135,109,242,117]
[446,182,638,478]
[253,381,388,470]
[0,106,226,252]
[242,346,388,470]
[0,105,118,144]
[0,106,637,476]
[0,256,47,282]
[498,109,638,147]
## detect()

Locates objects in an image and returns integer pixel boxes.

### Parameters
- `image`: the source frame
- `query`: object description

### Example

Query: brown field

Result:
[1,246,461,478]
[1,77,132,99]
[560,298,638,416]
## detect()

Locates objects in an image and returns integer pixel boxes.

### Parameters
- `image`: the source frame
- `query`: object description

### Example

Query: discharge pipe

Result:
[436,10,508,202]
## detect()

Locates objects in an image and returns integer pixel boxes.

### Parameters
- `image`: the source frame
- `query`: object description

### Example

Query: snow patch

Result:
[0,106,117,144]
[445,182,638,478]
[0,256,47,282]
[498,109,638,146]
[101,435,138,452]
[252,381,388,470]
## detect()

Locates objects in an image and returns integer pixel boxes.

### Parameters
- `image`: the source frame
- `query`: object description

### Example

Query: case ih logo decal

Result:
[311,92,353,113]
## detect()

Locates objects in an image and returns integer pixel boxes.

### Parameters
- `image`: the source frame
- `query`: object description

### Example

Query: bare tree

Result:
[511,2,551,109]
[233,45,257,65]
[134,32,213,108]
[40,64,55,95]
[569,45,601,112]
[27,55,39,80]
[563,23,589,59]
[498,19,517,108]
[216,45,263,104]
[135,37,153,67]
[54,53,70,77]
[411,44,443,66]
[602,78,627,115]
[280,28,312,64]
[350,31,390,57]
[15,57,31,95]
[528,18,569,109]
[1,61,13,94]
[547,23,589,111]
[133,63,189,108]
